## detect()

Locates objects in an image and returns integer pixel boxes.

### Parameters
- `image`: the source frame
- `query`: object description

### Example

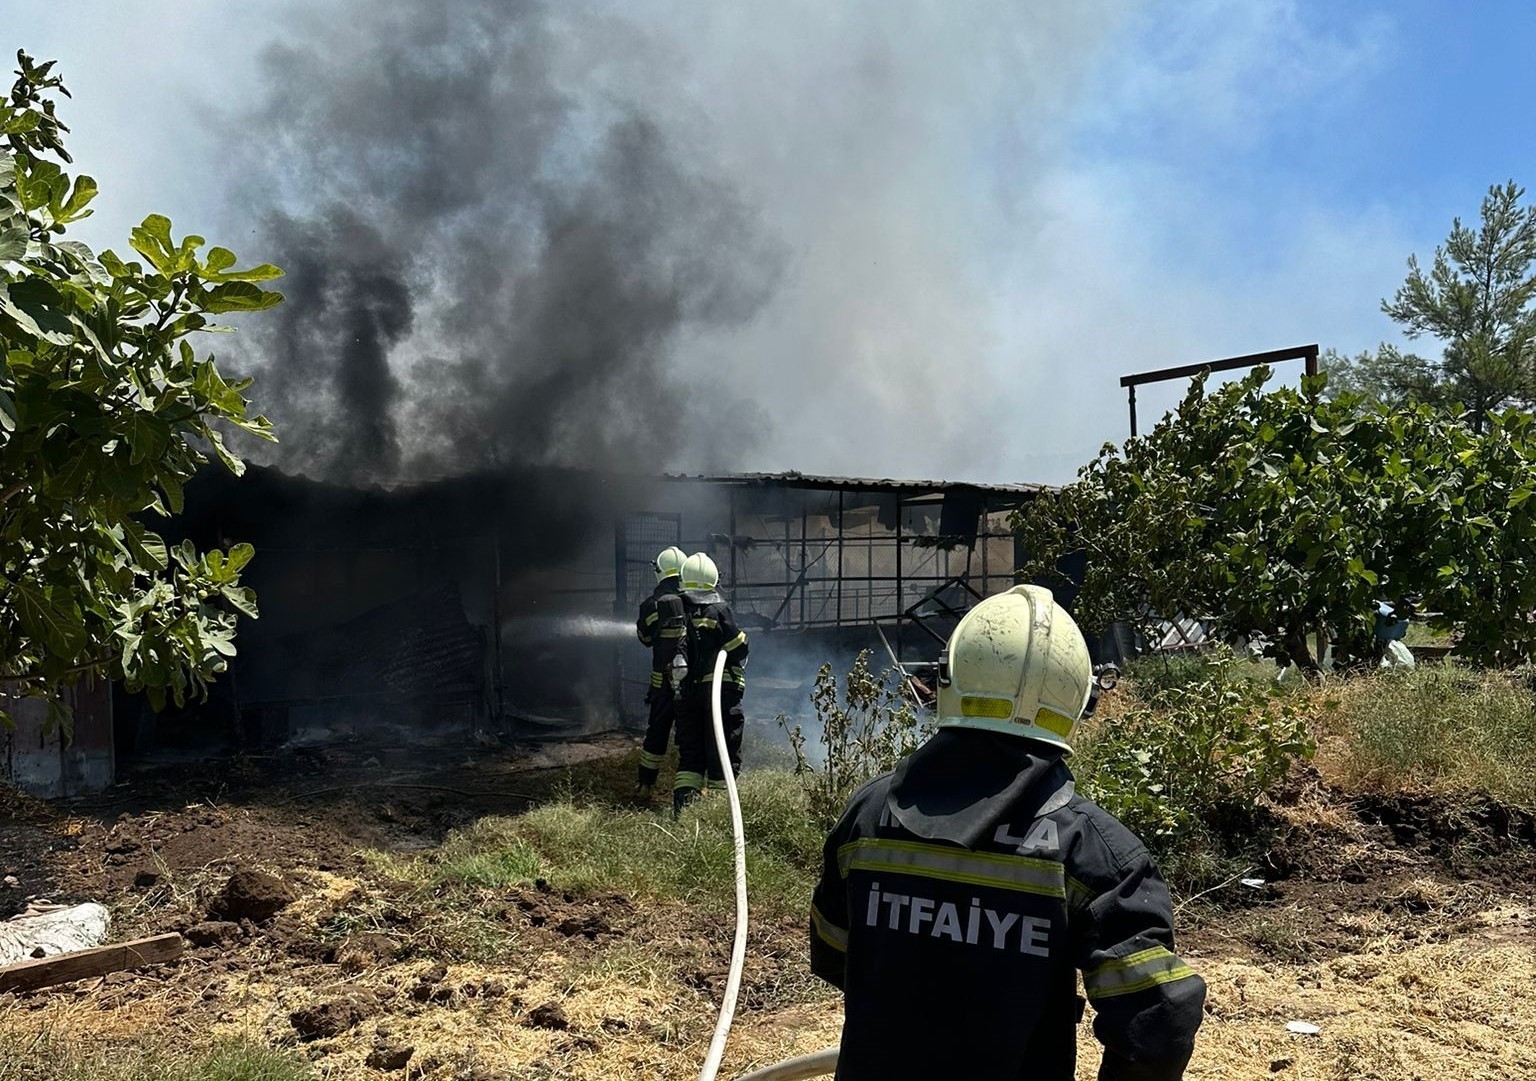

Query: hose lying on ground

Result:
[696,648,841,1081]
[698,649,750,1081]
[730,1047,841,1081]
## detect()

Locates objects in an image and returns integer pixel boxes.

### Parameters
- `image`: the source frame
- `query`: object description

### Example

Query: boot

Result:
[672,786,700,818]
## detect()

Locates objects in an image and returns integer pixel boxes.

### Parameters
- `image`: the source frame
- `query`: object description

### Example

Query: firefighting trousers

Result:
[673,684,744,794]
[637,690,676,787]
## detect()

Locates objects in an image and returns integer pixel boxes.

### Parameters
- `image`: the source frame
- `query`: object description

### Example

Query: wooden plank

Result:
[0,933,183,994]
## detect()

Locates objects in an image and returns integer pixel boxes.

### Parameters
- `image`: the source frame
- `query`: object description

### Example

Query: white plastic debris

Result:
[0,902,111,966]
[1285,1021,1321,1036]
[1239,878,1267,889]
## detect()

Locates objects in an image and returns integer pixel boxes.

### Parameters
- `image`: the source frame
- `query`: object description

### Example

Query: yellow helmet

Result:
[653,546,686,582]
[936,585,1093,752]
[681,552,720,592]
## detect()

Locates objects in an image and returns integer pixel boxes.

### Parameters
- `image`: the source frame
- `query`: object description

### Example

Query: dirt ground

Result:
[1,739,1534,1080]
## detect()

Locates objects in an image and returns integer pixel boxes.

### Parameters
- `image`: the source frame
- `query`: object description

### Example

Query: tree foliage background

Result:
[1016,367,1536,670]
[1328,180,1536,429]
[0,53,280,724]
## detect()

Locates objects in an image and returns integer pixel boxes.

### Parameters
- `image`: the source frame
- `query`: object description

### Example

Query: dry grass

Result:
[3,858,1531,1081]
[1174,933,1536,1080]
[1310,665,1536,805]
[3,841,1536,1074]
[3,705,1534,1081]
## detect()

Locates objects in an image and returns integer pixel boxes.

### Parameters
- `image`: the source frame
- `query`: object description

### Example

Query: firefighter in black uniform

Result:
[809,585,1205,1081]
[635,546,687,797]
[673,551,749,816]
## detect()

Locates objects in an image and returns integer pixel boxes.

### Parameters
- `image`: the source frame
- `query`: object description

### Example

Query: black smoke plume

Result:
[230,0,778,484]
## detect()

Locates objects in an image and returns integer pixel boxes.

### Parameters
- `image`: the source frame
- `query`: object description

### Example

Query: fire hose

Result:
[696,648,840,1081]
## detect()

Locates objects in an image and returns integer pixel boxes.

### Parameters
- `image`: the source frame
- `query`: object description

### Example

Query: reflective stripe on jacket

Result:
[636,577,685,683]
[679,589,748,691]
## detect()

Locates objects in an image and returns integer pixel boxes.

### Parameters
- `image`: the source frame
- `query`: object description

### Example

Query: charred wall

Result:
[129,465,1050,759]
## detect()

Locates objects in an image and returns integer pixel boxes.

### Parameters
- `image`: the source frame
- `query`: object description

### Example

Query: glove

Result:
[643,687,658,706]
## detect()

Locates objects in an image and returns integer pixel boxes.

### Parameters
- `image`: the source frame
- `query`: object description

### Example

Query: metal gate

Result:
[614,513,683,726]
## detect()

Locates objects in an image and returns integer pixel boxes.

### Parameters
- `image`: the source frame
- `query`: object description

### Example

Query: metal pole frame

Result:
[1120,344,1320,438]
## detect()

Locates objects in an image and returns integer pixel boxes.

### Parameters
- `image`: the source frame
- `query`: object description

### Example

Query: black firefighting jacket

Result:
[809,729,1205,1081]
[679,586,748,693]
[636,575,686,697]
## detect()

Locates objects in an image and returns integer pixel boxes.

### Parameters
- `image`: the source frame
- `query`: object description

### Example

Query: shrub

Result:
[1122,648,1282,701]
[780,650,930,828]
[1076,647,1315,886]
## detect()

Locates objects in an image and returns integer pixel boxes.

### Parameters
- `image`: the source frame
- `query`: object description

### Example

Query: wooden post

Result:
[0,933,183,994]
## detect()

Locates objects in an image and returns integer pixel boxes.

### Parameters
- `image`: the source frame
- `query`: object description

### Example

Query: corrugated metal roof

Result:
[659,470,1051,496]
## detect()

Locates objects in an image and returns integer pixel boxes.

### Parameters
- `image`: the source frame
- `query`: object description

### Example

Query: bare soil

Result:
[1,739,1534,1080]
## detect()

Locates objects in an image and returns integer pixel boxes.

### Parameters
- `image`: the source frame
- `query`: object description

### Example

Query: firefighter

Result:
[672,551,749,816]
[635,546,688,796]
[809,585,1205,1080]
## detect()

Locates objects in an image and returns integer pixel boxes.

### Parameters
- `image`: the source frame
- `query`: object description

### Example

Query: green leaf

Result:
[122,519,168,571]
[12,579,76,656]
[206,427,246,476]
[0,278,74,344]
[117,630,143,668]
[0,62,284,715]
[225,542,255,574]
[124,412,171,464]
[138,213,173,248]
[98,249,131,279]
[171,538,197,571]
[0,226,26,263]
[200,280,283,313]
[2,110,41,136]
[129,214,175,272]
[204,247,237,274]
[211,262,283,283]
[53,239,109,283]
[222,585,260,620]
[56,175,97,222]
[43,448,98,500]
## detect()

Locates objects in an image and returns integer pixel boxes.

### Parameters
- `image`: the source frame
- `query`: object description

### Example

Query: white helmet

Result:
[681,552,720,592]
[653,546,686,582]
[936,585,1093,752]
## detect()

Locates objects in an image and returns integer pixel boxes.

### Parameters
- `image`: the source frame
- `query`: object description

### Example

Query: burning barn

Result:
[96,465,1045,767]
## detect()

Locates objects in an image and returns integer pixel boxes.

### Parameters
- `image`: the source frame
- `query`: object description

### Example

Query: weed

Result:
[0,1034,313,1081]
[428,819,544,887]
[406,772,820,920]
[1326,663,1536,805]
[1244,912,1314,964]
[779,650,930,828]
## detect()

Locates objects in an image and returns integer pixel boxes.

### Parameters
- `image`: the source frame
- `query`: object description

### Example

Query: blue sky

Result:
[7,1,1536,482]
